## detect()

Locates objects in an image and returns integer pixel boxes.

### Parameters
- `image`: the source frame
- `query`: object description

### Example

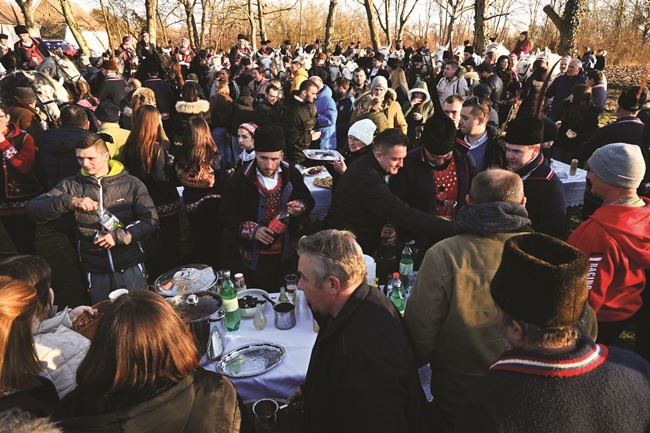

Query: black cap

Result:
[14,25,28,35]
[255,125,285,152]
[0,34,7,40]
[237,33,248,41]
[618,86,648,111]
[421,114,457,155]
[95,101,120,123]
[373,52,385,61]
[505,117,544,145]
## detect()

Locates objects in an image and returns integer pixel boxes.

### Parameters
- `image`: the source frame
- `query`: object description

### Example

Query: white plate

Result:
[303,149,343,162]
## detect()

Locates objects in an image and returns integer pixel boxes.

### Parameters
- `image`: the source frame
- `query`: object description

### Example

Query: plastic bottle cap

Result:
[392,272,400,278]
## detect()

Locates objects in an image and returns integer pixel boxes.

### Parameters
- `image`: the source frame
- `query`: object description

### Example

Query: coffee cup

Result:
[253,398,278,429]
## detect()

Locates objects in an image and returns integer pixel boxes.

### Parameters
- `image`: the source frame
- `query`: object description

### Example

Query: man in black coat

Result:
[283,80,319,164]
[457,98,507,171]
[546,58,587,120]
[253,85,283,127]
[13,24,50,70]
[96,59,127,107]
[219,126,314,292]
[504,117,567,238]
[476,63,503,113]
[326,128,457,255]
[289,229,429,433]
[308,53,331,87]
[390,115,476,267]
[456,233,650,433]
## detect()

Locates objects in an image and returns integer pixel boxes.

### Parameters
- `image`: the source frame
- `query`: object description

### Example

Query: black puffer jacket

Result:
[28,160,159,273]
[283,93,317,164]
[456,124,508,171]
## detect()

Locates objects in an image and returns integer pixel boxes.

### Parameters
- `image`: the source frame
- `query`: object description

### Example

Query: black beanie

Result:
[254,125,285,152]
[421,115,457,155]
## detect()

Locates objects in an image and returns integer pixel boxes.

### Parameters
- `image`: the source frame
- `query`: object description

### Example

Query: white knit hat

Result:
[371,76,388,90]
[348,119,377,146]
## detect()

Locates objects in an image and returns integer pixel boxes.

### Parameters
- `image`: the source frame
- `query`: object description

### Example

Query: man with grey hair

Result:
[546,58,586,120]
[288,229,428,433]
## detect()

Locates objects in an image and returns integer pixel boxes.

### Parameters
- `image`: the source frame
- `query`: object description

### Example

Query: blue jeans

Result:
[212,127,231,166]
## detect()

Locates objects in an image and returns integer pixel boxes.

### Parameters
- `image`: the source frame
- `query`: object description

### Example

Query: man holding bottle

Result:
[220,125,314,292]
[28,133,159,303]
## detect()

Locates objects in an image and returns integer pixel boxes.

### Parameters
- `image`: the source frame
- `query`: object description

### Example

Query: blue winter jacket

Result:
[315,85,338,150]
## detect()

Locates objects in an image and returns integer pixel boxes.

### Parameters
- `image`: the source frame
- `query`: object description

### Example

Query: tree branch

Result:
[485,12,510,20]
[543,4,564,30]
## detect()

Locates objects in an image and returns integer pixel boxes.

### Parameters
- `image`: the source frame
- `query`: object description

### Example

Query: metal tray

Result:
[303,149,343,161]
[216,343,286,378]
[153,264,217,297]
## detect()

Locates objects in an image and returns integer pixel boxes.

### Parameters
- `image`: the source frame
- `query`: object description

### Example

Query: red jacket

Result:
[568,197,650,322]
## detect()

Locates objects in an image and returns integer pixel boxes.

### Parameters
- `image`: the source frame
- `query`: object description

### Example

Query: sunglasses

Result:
[463,96,488,117]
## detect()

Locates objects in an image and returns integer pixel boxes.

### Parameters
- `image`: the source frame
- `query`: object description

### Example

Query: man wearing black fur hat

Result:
[13,24,50,70]
[369,52,389,84]
[228,33,253,76]
[220,125,314,292]
[460,45,476,70]
[504,117,566,238]
[455,233,650,433]
[390,114,476,266]
[0,34,11,59]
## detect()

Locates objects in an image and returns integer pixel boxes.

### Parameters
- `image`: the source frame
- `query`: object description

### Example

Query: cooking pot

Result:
[153,264,217,297]
[167,291,225,359]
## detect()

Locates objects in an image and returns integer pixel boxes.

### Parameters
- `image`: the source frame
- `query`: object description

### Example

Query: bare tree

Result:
[363,0,383,52]
[145,0,158,45]
[59,0,91,56]
[180,0,200,48]
[257,0,268,43]
[393,0,420,43]
[13,0,36,36]
[474,0,488,53]
[324,0,339,53]
[436,0,473,45]
[544,0,588,55]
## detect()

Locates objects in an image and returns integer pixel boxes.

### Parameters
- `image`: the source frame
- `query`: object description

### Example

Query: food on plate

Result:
[313,176,333,189]
[238,295,267,309]
[305,166,322,175]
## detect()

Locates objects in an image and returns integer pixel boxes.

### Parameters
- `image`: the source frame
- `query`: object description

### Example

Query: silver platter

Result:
[216,343,286,378]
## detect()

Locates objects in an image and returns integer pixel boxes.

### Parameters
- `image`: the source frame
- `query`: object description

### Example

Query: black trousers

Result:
[1,214,36,254]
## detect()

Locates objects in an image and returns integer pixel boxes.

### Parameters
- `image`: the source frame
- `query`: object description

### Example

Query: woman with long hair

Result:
[174,82,210,143]
[123,105,182,279]
[53,290,244,432]
[511,31,533,58]
[0,256,93,399]
[551,84,600,164]
[0,276,59,416]
[495,54,520,127]
[74,80,100,131]
[390,67,409,106]
[174,117,227,266]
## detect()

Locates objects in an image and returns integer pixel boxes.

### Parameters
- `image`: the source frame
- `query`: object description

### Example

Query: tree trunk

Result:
[324,0,339,53]
[257,0,268,43]
[145,0,157,45]
[543,0,587,56]
[396,0,420,44]
[59,0,91,56]
[474,0,487,54]
[157,8,168,47]
[384,0,392,49]
[14,0,37,36]
[364,0,382,53]
[98,0,114,53]
[247,0,257,51]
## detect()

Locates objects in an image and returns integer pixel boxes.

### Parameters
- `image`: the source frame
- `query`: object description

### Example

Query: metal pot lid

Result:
[167,291,224,323]
[154,264,217,297]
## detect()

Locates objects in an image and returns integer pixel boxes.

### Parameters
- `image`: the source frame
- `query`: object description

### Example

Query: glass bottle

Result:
[279,286,290,303]
[399,241,414,286]
[220,270,240,331]
[388,275,405,315]
[253,303,267,330]
[261,210,291,249]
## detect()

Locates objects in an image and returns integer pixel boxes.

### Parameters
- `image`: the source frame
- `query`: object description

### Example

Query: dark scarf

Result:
[455,202,532,236]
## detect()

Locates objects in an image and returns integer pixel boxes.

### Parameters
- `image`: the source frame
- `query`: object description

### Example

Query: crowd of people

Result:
[0,24,650,432]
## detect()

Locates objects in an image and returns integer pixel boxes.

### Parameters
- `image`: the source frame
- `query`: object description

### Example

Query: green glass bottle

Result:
[220,270,240,331]
[399,241,414,286]
[388,272,405,315]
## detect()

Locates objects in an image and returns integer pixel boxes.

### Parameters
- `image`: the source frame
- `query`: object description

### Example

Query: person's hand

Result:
[255,226,276,245]
[310,130,321,141]
[411,98,422,105]
[287,200,306,216]
[72,197,99,212]
[94,232,116,248]
[287,386,303,405]
[380,224,397,246]
[437,87,443,94]
[413,112,423,121]
[69,305,97,323]
[331,157,347,174]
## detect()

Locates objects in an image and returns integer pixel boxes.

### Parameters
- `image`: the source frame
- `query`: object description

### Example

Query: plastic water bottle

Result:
[220,270,240,331]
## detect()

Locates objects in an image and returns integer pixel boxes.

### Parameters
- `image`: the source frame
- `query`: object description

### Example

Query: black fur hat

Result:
[255,125,285,152]
[618,86,648,111]
[505,117,544,145]
[421,114,457,156]
[490,233,589,328]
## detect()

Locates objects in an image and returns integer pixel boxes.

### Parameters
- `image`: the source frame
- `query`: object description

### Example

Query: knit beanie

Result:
[348,119,377,146]
[588,142,646,189]
[371,76,388,90]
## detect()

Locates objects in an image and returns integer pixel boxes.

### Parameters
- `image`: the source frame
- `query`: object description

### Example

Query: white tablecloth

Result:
[301,168,333,220]
[550,160,587,207]
[202,293,317,400]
